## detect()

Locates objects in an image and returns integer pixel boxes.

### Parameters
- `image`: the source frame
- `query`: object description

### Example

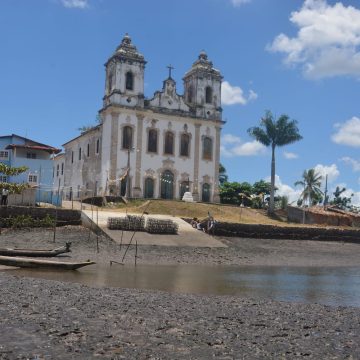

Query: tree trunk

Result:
[268,143,276,215]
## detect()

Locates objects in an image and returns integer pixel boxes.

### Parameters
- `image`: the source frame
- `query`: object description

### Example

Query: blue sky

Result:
[1,0,360,204]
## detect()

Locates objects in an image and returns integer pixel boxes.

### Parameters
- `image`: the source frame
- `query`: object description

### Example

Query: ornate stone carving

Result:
[145,168,156,177]
[162,158,175,168]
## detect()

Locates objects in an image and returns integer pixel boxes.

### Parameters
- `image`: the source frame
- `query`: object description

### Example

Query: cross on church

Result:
[167,64,174,79]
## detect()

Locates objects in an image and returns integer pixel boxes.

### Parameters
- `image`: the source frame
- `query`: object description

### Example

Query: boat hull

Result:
[0,243,71,257]
[0,256,95,270]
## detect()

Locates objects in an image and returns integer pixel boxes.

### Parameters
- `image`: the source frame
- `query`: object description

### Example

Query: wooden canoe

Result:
[0,255,95,270]
[0,242,71,257]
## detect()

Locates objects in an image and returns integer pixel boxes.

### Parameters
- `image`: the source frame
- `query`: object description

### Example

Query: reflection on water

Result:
[5,264,360,307]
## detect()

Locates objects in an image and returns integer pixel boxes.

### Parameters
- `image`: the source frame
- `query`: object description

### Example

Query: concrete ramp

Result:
[83,210,226,248]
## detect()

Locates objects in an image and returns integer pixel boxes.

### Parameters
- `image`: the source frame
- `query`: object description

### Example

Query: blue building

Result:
[0,134,61,205]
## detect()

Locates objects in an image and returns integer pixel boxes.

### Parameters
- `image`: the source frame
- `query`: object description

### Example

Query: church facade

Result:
[62,34,224,202]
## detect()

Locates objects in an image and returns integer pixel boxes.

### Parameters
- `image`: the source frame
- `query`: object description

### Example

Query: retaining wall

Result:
[213,222,360,243]
[0,206,81,226]
[287,205,357,227]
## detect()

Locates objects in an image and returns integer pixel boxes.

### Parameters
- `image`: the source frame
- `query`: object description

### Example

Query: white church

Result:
[59,34,224,203]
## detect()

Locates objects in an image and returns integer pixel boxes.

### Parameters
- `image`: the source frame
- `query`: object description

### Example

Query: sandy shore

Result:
[1,226,360,359]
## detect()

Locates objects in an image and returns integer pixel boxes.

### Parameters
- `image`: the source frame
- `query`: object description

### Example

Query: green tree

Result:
[219,163,228,185]
[330,186,353,209]
[248,111,302,215]
[219,182,242,205]
[252,180,272,208]
[0,163,29,193]
[294,168,323,206]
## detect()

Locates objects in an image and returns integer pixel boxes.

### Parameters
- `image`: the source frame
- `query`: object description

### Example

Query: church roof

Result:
[184,51,222,80]
[109,33,146,64]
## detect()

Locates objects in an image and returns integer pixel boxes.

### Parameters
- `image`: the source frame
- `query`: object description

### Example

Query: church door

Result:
[161,170,174,199]
[202,183,210,202]
[144,178,154,198]
[179,181,188,199]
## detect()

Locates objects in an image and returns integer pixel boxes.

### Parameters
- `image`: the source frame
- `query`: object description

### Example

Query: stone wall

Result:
[213,222,360,243]
[7,189,36,207]
[287,205,355,227]
[0,206,81,226]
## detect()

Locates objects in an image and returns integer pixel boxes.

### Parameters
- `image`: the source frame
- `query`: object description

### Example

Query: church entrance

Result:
[160,170,174,199]
[179,181,189,199]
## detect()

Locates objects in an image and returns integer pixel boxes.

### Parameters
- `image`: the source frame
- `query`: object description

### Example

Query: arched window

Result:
[126,72,134,90]
[202,183,210,202]
[203,137,213,160]
[144,178,154,198]
[187,85,193,103]
[108,72,113,93]
[148,129,158,153]
[122,126,133,149]
[179,181,189,199]
[205,86,212,104]
[180,133,190,157]
[164,131,174,155]
[161,170,174,199]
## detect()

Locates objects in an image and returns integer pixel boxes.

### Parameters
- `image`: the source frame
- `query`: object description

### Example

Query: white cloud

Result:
[314,163,340,183]
[221,135,266,157]
[341,156,360,172]
[221,81,258,106]
[232,141,266,156]
[230,0,251,6]
[268,0,360,79]
[332,117,360,147]
[283,151,299,159]
[60,0,88,8]
[222,134,242,145]
[266,175,302,205]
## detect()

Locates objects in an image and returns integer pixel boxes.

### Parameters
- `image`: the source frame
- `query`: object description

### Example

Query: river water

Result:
[5,264,360,307]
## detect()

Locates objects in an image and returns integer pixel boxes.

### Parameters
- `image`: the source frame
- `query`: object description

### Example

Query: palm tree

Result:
[294,168,323,206]
[248,111,302,215]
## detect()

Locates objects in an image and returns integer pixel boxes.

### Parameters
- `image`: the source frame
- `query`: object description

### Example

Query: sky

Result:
[1,0,360,205]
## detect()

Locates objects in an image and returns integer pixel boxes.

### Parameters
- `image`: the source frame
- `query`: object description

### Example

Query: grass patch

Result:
[101,199,284,225]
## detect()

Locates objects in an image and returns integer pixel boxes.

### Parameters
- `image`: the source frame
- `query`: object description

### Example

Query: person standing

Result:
[1,188,9,206]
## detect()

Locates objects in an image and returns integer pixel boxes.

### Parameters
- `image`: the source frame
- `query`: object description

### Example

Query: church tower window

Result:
[187,85,193,103]
[164,131,174,155]
[122,126,133,150]
[126,72,134,90]
[180,133,190,157]
[205,86,213,104]
[148,129,158,153]
[203,137,213,160]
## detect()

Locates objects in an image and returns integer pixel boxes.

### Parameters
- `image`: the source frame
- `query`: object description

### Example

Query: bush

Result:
[0,214,56,228]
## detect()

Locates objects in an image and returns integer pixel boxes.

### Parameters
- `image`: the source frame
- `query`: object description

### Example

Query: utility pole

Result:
[323,174,328,208]
[126,147,131,199]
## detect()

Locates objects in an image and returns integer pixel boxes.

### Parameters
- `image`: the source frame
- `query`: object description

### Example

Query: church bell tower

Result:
[103,34,146,108]
[183,51,223,120]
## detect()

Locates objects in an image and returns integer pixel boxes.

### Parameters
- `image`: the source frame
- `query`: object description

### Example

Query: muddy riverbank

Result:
[1,226,360,359]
